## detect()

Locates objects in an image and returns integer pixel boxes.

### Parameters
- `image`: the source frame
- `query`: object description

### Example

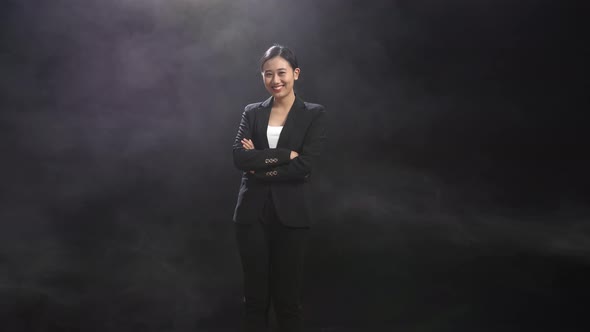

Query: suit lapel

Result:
[257,95,306,149]
[276,95,305,149]
[258,96,273,149]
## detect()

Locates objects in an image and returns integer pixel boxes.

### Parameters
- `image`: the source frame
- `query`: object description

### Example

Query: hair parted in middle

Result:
[259,44,299,71]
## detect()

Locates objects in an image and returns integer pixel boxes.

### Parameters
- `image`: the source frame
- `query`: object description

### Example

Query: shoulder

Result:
[240,102,264,121]
[243,96,272,114]
[243,102,263,113]
[303,102,326,121]
[304,102,325,113]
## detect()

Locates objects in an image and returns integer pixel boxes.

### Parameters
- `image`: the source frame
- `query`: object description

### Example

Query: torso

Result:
[268,107,289,126]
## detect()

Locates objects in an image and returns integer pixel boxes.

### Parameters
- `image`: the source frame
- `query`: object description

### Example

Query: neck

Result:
[273,92,296,110]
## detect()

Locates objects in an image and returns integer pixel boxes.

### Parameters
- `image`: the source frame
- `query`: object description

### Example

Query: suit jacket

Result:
[232,95,327,227]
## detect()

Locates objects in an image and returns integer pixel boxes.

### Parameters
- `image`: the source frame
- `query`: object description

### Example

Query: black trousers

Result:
[235,192,309,332]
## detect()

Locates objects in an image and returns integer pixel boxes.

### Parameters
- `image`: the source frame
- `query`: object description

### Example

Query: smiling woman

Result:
[260,47,300,101]
[232,44,327,332]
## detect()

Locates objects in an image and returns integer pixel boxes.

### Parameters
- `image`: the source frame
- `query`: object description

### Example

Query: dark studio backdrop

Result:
[1,0,588,331]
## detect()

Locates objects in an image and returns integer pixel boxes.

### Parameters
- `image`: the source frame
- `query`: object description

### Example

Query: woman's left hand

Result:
[241,139,255,173]
[241,138,255,150]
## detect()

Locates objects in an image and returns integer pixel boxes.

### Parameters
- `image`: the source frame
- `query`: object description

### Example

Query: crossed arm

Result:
[232,109,295,172]
[232,107,326,182]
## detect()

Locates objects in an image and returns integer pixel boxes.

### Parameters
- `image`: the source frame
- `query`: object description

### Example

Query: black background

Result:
[1,0,588,331]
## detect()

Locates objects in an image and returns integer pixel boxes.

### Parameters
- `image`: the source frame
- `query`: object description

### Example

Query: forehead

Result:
[262,56,291,71]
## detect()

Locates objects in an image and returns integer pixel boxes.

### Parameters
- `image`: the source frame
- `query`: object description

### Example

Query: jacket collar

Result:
[258,94,306,149]
[260,94,305,111]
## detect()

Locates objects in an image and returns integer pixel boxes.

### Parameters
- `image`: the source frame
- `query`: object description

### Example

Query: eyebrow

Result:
[264,68,287,73]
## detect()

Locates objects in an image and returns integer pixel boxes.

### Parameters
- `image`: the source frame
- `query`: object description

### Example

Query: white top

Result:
[267,126,283,149]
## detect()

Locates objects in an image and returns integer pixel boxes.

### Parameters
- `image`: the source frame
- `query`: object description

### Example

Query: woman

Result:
[232,44,327,332]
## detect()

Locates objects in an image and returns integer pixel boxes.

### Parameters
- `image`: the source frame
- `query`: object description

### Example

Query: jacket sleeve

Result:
[253,107,327,182]
[233,106,292,171]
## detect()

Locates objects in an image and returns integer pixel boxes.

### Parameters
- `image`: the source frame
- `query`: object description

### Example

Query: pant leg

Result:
[266,197,310,332]
[235,221,272,332]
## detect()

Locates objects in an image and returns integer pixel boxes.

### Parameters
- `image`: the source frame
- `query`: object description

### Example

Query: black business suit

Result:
[233,95,327,227]
[232,95,326,332]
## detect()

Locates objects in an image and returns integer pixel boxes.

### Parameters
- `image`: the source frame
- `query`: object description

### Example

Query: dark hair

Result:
[259,44,299,71]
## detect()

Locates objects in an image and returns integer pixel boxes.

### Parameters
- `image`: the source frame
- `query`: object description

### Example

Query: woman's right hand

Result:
[290,151,299,160]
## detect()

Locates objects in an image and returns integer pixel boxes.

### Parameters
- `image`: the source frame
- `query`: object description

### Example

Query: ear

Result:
[293,68,301,80]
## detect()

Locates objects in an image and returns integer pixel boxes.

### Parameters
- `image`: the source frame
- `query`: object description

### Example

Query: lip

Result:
[271,85,284,91]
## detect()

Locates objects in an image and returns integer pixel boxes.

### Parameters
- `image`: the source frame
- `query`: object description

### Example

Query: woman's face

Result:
[261,56,300,99]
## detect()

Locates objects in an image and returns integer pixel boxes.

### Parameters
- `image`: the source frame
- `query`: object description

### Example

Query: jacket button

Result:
[264,159,269,163]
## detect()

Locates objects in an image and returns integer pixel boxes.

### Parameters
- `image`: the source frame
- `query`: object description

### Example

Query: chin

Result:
[273,90,290,98]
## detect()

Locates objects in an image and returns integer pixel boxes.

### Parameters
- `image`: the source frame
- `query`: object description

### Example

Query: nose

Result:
[272,74,281,84]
